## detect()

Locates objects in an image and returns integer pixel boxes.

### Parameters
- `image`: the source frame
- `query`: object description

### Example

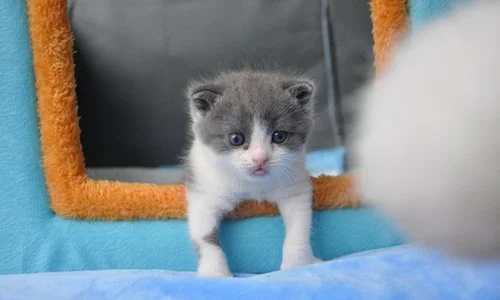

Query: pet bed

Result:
[3,1,495,299]
[0,0,406,275]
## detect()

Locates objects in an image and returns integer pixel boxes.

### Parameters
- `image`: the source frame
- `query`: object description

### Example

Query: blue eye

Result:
[272,131,288,144]
[228,133,245,146]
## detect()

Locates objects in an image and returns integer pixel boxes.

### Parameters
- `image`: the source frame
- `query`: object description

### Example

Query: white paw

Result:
[197,261,232,278]
[312,257,323,264]
[280,254,321,270]
[197,269,233,278]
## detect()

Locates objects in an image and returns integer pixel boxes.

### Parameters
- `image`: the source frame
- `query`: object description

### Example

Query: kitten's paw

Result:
[197,262,232,278]
[197,269,233,278]
[280,254,320,270]
[312,257,323,264]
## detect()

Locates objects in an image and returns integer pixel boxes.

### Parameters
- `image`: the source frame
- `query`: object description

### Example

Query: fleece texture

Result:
[1,246,499,299]
[0,0,405,275]
[369,0,408,73]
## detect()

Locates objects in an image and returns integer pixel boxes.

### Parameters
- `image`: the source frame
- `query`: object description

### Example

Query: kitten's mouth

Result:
[253,167,267,176]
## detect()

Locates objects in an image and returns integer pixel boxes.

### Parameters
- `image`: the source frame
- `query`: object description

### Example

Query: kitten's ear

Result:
[187,84,222,119]
[284,80,314,107]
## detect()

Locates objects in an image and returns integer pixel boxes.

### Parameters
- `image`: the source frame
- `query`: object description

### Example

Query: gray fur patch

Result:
[187,71,315,153]
[193,227,220,261]
[203,227,220,247]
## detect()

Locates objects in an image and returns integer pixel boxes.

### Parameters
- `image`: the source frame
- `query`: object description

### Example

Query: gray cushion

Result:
[87,167,183,185]
[69,0,372,167]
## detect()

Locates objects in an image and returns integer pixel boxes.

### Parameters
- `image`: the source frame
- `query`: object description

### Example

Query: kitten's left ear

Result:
[187,83,223,121]
[284,80,315,107]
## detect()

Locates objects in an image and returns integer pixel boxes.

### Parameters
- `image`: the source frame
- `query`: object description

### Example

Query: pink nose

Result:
[251,152,268,165]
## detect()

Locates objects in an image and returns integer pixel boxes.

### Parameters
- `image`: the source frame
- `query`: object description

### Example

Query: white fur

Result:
[188,123,318,277]
[245,120,271,164]
[353,0,500,258]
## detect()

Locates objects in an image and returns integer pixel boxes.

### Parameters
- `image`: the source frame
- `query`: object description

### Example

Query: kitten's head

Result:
[187,71,315,180]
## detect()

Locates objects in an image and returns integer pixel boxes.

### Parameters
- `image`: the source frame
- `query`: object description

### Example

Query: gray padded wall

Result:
[69,0,373,167]
[328,0,374,140]
[327,0,374,169]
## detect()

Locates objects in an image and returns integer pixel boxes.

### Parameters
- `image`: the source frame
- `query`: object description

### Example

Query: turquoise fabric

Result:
[410,0,470,28]
[0,1,405,276]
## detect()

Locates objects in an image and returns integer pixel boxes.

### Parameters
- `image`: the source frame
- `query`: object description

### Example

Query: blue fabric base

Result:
[0,0,404,275]
[1,245,499,299]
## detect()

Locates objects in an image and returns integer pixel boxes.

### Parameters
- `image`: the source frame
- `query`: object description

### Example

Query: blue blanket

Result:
[1,245,498,299]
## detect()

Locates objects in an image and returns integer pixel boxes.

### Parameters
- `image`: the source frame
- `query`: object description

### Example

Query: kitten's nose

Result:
[251,150,269,165]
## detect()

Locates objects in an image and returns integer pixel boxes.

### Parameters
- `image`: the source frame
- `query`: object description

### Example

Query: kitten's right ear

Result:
[187,84,222,119]
[283,80,315,107]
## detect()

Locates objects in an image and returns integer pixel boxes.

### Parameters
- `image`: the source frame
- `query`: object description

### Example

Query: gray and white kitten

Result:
[184,71,320,277]
[352,0,500,259]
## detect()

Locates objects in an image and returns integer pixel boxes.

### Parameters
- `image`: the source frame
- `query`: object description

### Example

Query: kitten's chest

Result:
[196,172,276,201]
[236,182,275,201]
[194,169,309,204]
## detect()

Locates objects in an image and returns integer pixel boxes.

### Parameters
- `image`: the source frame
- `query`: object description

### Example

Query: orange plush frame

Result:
[26,0,407,220]
[370,0,409,74]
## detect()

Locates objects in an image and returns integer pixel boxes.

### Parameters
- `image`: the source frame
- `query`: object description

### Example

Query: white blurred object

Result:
[352,0,500,258]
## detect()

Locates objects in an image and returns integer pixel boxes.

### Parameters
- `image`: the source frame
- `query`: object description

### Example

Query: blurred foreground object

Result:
[353,0,500,259]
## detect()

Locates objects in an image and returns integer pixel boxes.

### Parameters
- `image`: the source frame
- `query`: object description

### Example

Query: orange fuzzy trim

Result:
[26,0,359,221]
[370,0,409,73]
